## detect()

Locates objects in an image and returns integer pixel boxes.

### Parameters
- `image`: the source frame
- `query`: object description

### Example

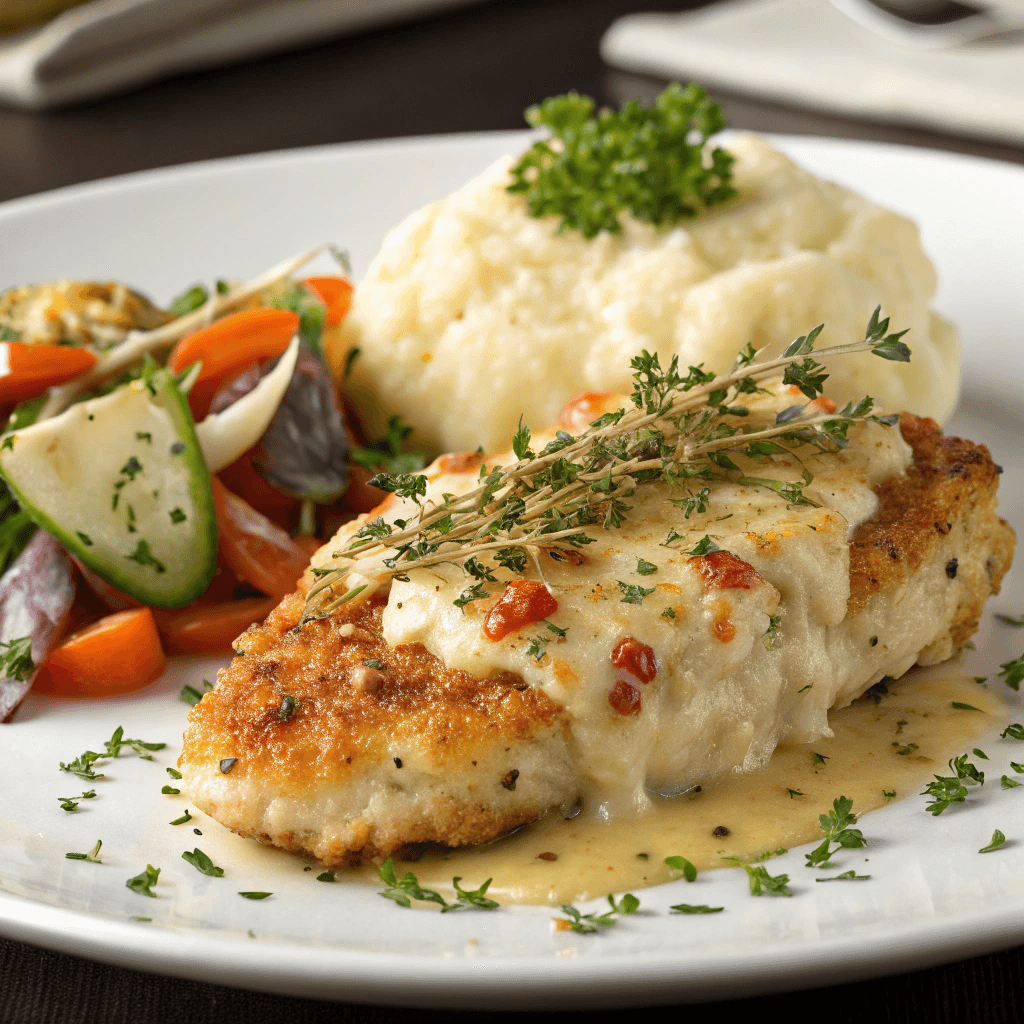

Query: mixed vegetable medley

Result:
[0,252,419,721]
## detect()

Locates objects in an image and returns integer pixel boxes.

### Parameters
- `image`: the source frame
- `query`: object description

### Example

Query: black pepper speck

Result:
[946,558,958,579]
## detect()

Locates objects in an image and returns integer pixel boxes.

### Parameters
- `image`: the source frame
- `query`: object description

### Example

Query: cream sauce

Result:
[350,668,1002,904]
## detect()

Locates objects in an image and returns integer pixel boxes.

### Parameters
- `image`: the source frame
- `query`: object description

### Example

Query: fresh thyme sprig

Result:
[303,311,909,624]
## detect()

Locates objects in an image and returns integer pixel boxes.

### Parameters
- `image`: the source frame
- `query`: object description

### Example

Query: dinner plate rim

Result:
[1,128,1023,1008]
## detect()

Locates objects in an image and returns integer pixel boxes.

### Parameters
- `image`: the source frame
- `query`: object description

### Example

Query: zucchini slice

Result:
[0,370,217,608]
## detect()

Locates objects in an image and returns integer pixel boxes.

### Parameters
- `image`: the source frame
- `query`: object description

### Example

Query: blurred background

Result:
[2,2,1023,1023]
[0,0,1021,205]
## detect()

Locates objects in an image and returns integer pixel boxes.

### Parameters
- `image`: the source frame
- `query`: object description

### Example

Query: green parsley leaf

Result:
[167,284,208,317]
[508,83,735,239]
[179,680,213,706]
[65,840,102,863]
[664,855,697,882]
[58,789,96,811]
[166,766,183,780]
[161,785,180,795]
[448,877,500,913]
[980,829,1006,853]
[670,903,724,914]
[999,652,1024,691]
[722,857,792,897]
[883,789,896,801]
[376,857,447,910]
[816,870,870,882]
[996,613,1024,626]
[921,752,985,815]
[126,864,161,898]
[0,635,34,681]
[617,581,655,605]
[1001,723,1024,740]
[804,795,867,869]
[239,892,273,900]
[952,702,983,712]
[182,848,224,877]
[1001,776,1021,789]
[316,872,335,882]
[636,558,658,576]
[170,810,193,825]
[125,539,165,574]
[687,535,720,557]
[787,788,803,799]
[349,415,426,477]
[557,893,639,932]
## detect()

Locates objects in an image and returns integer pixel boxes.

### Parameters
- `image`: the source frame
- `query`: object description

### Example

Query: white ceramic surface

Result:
[1,134,1023,1009]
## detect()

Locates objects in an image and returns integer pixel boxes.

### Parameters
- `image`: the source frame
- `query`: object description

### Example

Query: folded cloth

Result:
[601,0,1024,146]
[0,0,490,109]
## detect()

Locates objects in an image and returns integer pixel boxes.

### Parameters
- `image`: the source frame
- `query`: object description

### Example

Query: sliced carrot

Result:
[303,276,353,328]
[167,308,298,420]
[212,477,310,601]
[0,343,98,405]
[153,596,277,656]
[33,607,166,698]
[218,447,300,522]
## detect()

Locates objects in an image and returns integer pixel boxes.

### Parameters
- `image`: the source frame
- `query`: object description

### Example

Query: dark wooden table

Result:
[2,2,1023,1022]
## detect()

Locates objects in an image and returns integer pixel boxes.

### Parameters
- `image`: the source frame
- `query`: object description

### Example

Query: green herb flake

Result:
[883,789,897,801]
[126,864,161,898]
[980,829,1007,853]
[722,857,792,897]
[239,892,273,900]
[65,840,102,863]
[76,531,93,547]
[508,83,735,239]
[998,652,1024,691]
[168,284,208,317]
[670,903,724,914]
[182,848,224,877]
[687,535,720,557]
[1001,776,1021,789]
[169,507,186,524]
[0,635,34,682]
[166,766,183,780]
[58,789,96,811]
[617,581,656,605]
[787,788,803,799]
[804,795,867,869]
[161,785,180,795]
[664,855,697,882]
[170,810,193,825]
[952,702,983,712]
[661,607,676,619]
[125,539,165,574]
[557,893,640,933]
[375,858,499,913]
[996,613,1024,626]
[636,558,658,576]
[1001,723,1024,740]
[816,871,870,882]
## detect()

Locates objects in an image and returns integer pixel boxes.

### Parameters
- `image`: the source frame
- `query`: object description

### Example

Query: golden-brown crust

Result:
[848,413,1014,621]
[182,592,564,796]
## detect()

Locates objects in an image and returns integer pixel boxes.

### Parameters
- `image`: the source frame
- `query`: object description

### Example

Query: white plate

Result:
[1,133,1023,1010]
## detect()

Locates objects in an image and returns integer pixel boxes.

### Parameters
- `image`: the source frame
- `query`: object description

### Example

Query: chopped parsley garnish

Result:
[883,789,896,801]
[180,680,213,706]
[119,456,143,482]
[787,789,803,799]
[952,702,983,712]
[921,752,985,815]
[661,607,676,619]
[670,903,724,914]
[126,864,161,897]
[316,872,335,882]
[508,83,735,239]
[618,581,656,605]
[239,892,273,900]
[0,635,34,682]
[453,583,488,609]
[1001,776,1021,789]
[182,848,224,877]
[816,870,870,882]
[998,652,1024,691]
[278,695,297,722]
[1001,723,1024,740]
[349,415,426,477]
[166,766,183,780]
[60,726,164,779]
[664,855,697,882]
[161,785,180,795]
[557,893,640,933]
[58,789,96,811]
[168,284,208,317]
[65,840,102,863]
[76,531,93,547]
[170,810,193,826]
[979,829,1007,853]
[996,613,1024,626]
[804,796,867,869]
[169,507,186,524]
[687,535,720,557]
[764,615,782,650]
[722,857,792,897]
[376,858,499,913]
[636,558,658,576]
[125,539,165,574]
[811,752,828,767]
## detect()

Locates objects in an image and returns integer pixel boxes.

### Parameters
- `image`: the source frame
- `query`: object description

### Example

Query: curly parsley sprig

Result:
[303,311,909,623]
[507,83,735,239]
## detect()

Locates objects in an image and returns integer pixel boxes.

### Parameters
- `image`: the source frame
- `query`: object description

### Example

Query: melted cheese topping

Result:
[321,399,913,819]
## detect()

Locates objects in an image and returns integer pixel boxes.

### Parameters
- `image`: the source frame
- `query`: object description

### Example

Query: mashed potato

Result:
[339,134,960,454]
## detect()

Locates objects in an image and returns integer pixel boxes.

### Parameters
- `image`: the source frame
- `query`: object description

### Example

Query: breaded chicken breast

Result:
[180,413,1014,865]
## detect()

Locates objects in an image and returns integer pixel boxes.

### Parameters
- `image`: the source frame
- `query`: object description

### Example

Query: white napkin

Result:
[0,0,489,110]
[601,0,1024,146]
